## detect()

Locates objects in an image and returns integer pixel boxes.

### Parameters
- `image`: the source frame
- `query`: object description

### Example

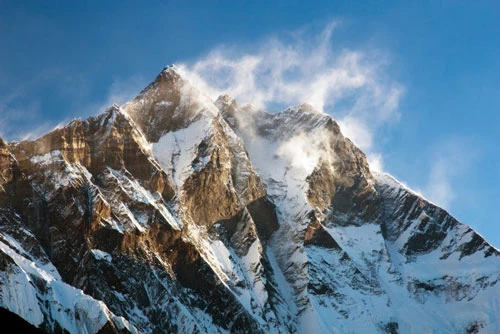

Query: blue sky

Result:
[1,1,499,246]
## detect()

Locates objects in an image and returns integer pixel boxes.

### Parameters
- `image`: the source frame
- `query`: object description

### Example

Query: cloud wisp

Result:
[421,137,477,210]
[80,74,148,118]
[0,69,147,141]
[0,82,45,140]
[177,22,404,170]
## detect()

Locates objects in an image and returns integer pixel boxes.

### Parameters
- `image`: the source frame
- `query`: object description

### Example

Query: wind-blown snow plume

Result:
[177,22,404,170]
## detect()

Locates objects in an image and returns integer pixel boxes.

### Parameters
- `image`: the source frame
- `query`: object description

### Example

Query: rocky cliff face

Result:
[0,66,498,333]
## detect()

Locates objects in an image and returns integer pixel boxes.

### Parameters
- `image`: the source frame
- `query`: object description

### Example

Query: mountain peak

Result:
[296,102,319,113]
[161,63,180,74]
[123,65,210,142]
[215,94,237,109]
[156,64,182,83]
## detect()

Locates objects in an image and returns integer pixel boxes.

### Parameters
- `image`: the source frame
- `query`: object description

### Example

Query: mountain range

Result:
[0,66,498,333]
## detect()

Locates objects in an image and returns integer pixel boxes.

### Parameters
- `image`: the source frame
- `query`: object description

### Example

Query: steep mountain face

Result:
[0,66,498,333]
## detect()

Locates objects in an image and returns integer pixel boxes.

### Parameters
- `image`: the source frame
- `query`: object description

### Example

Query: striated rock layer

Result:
[0,66,498,333]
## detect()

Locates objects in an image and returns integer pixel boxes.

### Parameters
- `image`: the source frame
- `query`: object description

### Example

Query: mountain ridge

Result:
[0,66,498,333]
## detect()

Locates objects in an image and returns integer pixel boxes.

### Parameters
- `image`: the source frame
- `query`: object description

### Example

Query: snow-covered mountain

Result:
[0,66,498,333]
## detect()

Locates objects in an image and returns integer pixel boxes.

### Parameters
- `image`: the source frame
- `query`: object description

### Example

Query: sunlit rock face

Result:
[0,67,498,334]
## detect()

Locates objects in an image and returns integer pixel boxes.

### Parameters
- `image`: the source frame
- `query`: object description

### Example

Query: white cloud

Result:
[177,22,404,170]
[276,132,324,176]
[367,153,384,173]
[337,116,373,150]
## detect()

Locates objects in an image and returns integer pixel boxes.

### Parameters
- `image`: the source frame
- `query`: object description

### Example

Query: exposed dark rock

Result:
[246,197,279,241]
[0,307,46,333]
[304,217,340,249]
